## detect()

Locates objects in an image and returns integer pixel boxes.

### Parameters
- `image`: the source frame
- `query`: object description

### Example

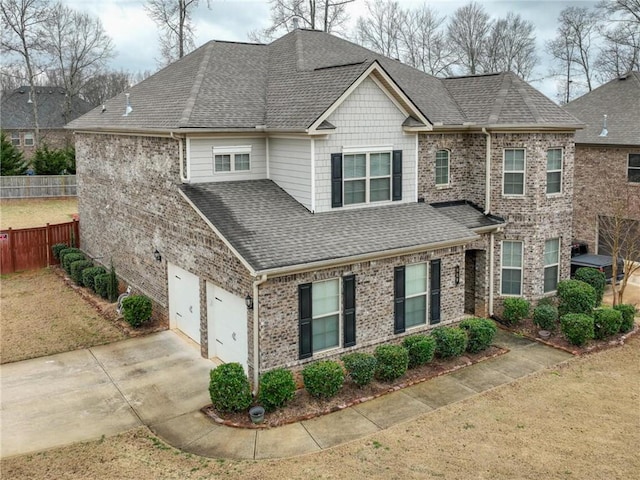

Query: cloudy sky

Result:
[60,0,600,102]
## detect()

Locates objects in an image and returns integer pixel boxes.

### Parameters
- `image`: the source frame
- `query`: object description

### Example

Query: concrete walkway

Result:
[1,329,572,460]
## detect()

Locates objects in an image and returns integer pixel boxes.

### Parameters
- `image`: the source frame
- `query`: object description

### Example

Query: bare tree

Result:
[597,0,640,25]
[595,0,640,80]
[482,12,537,79]
[145,0,210,66]
[446,2,492,75]
[1,0,50,147]
[44,3,114,121]
[80,71,133,107]
[354,0,404,58]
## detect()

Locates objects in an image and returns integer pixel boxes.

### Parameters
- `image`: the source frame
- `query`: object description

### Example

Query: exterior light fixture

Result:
[153,249,162,262]
[245,295,254,310]
[455,265,460,285]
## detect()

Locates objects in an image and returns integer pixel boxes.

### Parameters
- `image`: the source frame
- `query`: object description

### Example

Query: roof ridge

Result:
[513,73,543,123]
[178,41,215,127]
[440,78,470,124]
[487,73,512,124]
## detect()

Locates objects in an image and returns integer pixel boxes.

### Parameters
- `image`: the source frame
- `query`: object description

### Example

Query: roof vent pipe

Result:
[27,90,33,104]
[599,114,608,137]
[123,93,133,116]
[292,17,299,29]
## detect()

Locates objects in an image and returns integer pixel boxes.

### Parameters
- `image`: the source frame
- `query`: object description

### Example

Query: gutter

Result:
[252,274,268,392]
[482,127,491,215]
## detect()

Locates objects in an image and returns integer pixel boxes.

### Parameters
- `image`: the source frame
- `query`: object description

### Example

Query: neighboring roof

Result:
[68,29,579,133]
[564,72,640,146]
[431,201,505,230]
[180,180,479,273]
[1,86,93,129]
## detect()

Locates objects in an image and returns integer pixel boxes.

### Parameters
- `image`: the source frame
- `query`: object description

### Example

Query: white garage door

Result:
[168,263,201,344]
[207,282,248,372]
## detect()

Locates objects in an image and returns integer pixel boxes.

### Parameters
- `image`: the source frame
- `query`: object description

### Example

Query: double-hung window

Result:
[546,148,563,194]
[23,132,34,147]
[343,151,391,204]
[394,259,441,333]
[404,263,428,328]
[503,148,525,195]
[435,150,449,186]
[501,241,523,295]
[311,279,340,352]
[629,153,640,183]
[10,132,20,146]
[544,238,560,293]
[213,146,251,173]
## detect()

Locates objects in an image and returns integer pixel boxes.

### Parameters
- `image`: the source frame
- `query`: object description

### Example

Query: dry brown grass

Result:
[2,335,638,479]
[0,268,125,364]
[0,197,78,229]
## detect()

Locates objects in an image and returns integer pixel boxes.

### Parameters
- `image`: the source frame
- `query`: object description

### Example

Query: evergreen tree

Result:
[32,144,69,175]
[0,130,28,176]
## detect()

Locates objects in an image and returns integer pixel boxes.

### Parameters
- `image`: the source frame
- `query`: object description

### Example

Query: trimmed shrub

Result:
[302,360,344,399]
[459,317,497,353]
[502,298,530,325]
[614,304,637,333]
[58,247,81,262]
[82,266,107,292]
[95,273,110,299]
[107,263,119,302]
[342,352,377,387]
[402,334,436,368]
[593,308,623,339]
[52,243,69,261]
[533,304,559,331]
[557,280,596,316]
[431,326,468,358]
[258,368,296,411]
[121,295,152,327]
[208,363,252,413]
[560,313,595,346]
[374,344,409,381]
[70,260,93,286]
[537,296,557,307]
[574,267,606,306]
[62,252,85,274]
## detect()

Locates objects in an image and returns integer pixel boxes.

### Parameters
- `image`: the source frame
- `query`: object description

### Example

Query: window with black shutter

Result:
[394,266,405,333]
[343,275,356,347]
[430,259,441,324]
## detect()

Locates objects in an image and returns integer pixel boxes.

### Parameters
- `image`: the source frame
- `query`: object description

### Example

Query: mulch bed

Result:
[203,344,507,429]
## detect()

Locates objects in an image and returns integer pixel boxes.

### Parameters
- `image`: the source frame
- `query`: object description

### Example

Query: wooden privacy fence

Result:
[0,220,79,274]
[0,175,77,198]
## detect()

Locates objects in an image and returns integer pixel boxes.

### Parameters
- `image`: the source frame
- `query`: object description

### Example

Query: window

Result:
[501,241,523,295]
[10,132,20,146]
[344,151,391,204]
[544,238,560,293]
[629,153,640,183]
[405,263,428,328]
[503,148,525,195]
[394,259,441,333]
[212,146,251,173]
[311,279,340,352]
[23,132,34,147]
[546,148,563,194]
[435,150,449,186]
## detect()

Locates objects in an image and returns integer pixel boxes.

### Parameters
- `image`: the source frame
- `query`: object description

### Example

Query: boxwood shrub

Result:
[70,259,94,286]
[302,360,344,398]
[402,334,436,368]
[557,280,596,316]
[341,352,377,387]
[209,363,252,413]
[52,243,69,261]
[431,326,468,358]
[502,298,530,325]
[574,267,606,306]
[459,317,497,353]
[59,247,81,264]
[533,304,559,331]
[614,304,637,333]
[95,273,110,299]
[374,344,409,381]
[593,308,623,339]
[121,295,153,327]
[258,368,296,411]
[82,266,107,292]
[560,313,594,346]
[62,252,85,274]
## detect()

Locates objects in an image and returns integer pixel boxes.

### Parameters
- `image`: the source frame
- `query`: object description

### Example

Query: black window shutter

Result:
[343,275,356,347]
[394,266,406,333]
[299,283,313,359]
[430,259,441,324]
[392,150,402,201]
[331,153,343,208]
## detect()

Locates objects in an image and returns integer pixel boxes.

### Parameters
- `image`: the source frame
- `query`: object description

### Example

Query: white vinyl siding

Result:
[501,241,523,296]
[544,238,560,293]
[188,137,266,182]
[269,137,312,211]
[503,148,525,196]
[546,148,563,194]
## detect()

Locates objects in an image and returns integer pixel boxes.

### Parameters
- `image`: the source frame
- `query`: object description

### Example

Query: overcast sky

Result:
[60,0,600,102]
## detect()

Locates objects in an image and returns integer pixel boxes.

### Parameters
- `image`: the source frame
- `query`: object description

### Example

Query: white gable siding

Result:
[314,76,417,213]
[269,137,312,211]
[188,137,266,183]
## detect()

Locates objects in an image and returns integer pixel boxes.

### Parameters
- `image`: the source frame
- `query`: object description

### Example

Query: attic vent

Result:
[123,93,133,116]
[599,114,608,137]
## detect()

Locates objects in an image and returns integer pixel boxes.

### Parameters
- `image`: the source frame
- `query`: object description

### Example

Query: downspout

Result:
[252,274,268,392]
[482,127,491,214]
[489,232,495,317]
[171,132,188,183]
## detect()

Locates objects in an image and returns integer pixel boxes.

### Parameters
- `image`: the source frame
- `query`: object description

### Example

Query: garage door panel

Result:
[168,264,201,344]
[207,282,248,372]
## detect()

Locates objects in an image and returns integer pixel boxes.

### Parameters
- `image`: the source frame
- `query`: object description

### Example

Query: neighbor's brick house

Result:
[67,30,582,386]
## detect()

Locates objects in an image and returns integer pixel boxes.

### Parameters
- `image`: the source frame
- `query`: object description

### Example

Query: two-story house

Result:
[67,30,582,387]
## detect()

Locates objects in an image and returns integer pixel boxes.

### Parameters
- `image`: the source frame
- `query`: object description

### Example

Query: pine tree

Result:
[0,130,28,176]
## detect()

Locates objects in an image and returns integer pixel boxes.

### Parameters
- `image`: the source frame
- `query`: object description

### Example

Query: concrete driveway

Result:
[0,331,215,458]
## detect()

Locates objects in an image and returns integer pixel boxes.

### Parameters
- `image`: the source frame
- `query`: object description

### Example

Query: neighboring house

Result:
[1,86,93,160]
[67,30,581,386]
[564,72,640,256]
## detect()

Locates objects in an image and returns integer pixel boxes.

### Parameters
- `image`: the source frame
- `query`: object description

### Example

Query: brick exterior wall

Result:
[7,128,74,162]
[572,145,640,252]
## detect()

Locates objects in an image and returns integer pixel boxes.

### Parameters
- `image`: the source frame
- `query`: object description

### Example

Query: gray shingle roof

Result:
[564,72,640,146]
[1,86,93,129]
[431,201,505,230]
[68,30,579,133]
[180,180,479,273]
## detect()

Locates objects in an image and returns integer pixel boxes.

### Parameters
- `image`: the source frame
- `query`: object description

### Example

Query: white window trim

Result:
[10,132,20,146]
[502,148,526,197]
[212,145,252,173]
[23,132,34,147]
[435,149,450,187]
[546,147,563,195]
[342,149,393,205]
[500,240,524,296]
[405,262,429,329]
[342,145,393,154]
[311,278,342,354]
[628,153,640,183]
[543,238,561,294]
